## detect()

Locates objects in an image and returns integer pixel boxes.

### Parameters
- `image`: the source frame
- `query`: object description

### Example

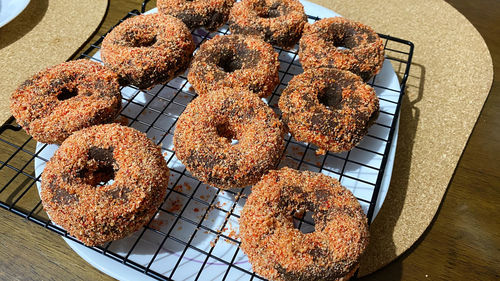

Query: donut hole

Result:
[216,51,243,73]
[292,208,316,234]
[123,29,158,48]
[257,2,283,19]
[92,165,116,186]
[78,147,117,186]
[216,122,239,145]
[331,37,354,50]
[131,35,157,47]
[77,164,116,187]
[325,26,358,50]
[318,86,343,110]
[57,87,78,101]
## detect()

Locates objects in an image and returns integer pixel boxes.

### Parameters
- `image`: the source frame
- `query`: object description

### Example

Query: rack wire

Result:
[0,4,414,281]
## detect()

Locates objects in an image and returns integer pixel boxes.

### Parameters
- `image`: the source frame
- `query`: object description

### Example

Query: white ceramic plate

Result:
[0,0,30,28]
[34,1,401,280]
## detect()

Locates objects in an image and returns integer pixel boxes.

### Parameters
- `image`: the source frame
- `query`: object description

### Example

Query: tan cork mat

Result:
[309,0,494,276]
[0,0,108,124]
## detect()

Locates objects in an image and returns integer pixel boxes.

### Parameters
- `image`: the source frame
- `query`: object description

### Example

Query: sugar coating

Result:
[279,68,380,154]
[188,34,279,98]
[10,60,121,144]
[157,0,235,31]
[299,17,385,81]
[101,13,195,89]
[173,87,285,189]
[40,124,170,246]
[228,0,307,49]
[240,167,369,281]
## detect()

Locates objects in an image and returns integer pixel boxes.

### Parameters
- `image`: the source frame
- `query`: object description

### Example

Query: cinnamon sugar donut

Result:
[10,60,121,144]
[188,34,279,98]
[40,124,169,246]
[299,17,385,81]
[228,0,307,49]
[101,13,195,89]
[240,167,369,281]
[278,68,379,155]
[157,0,235,31]
[173,87,285,189]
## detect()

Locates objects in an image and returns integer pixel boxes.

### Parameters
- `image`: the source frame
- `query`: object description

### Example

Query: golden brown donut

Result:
[157,0,235,31]
[240,167,369,281]
[279,67,379,155]
[41,124,169,246]
[10,60,121,144]
[188,34,279,98]
[299,17,385,81]
[228,0,307,49]
[101,13,195,89]
[174,87,285,189]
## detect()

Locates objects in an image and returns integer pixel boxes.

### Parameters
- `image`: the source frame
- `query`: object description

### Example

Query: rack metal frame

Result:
[0,3,413,280]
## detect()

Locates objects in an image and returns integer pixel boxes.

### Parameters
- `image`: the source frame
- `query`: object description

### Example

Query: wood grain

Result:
[0,0,499,280]
[361,0,500,279]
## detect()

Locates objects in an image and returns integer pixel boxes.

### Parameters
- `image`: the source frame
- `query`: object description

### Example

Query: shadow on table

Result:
[0,0,48,50]
[357,62,425,280]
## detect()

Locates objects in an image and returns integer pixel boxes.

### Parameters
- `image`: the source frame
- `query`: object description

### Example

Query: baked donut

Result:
[101,13,195,89]
[299,17,385,81]
[188,34,279,98]
[228,0,307,49]
[240,167,369,281]
[157,0,235,31]
[173,87,285,189]
[278,67,379,155]
[10,60,121,144]
[40,124,169,246]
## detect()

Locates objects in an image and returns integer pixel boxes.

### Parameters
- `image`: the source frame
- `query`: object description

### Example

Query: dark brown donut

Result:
[299,17,385,81]
[40,124,169,246]
[157,0,235,31]
[228,0,307,49]
[188,34,279,98]
[278,67,379,155]
[173,87,285,189]
[10,60,121,144]
[240,167,369,281]
[101,13,195,89]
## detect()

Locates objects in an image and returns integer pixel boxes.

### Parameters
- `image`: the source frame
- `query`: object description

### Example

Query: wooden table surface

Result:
[1,0,499,280]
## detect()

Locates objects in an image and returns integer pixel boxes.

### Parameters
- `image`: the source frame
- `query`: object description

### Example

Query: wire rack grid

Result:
[0,5,414,281]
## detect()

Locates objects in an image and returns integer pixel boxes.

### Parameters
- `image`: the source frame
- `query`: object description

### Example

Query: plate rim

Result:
[33,1,400,280]
[0,0,31,28]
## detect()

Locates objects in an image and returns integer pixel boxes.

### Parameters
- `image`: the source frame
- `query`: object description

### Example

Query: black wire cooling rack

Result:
[0,2,414,280]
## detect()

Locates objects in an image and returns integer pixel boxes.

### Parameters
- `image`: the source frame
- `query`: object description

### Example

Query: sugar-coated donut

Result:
[240,167,369,281]
[101,13,195,89]
[299,17,385,81]
[228,0,307,49]
[40,124,169,246]
[188,34,279,98]
[174,87,285,189]
[279,67,379,155]
[158,0,235,31]
[10,60,121,144]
